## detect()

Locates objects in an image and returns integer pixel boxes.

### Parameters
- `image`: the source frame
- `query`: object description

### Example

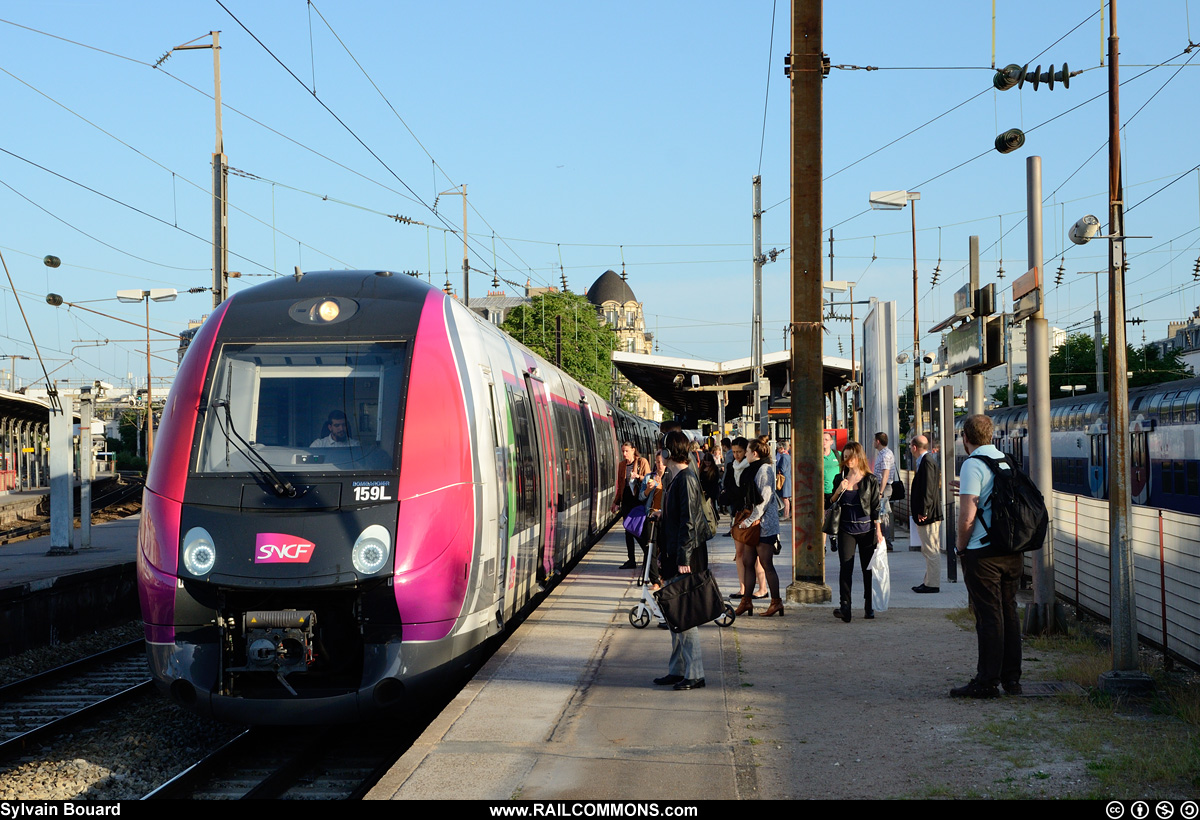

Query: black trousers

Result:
[960,551,1023,686]
[836,529,876,612]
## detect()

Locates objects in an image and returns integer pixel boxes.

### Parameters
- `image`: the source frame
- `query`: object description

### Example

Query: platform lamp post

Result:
[116,289,178,464]
[869,190,923,436]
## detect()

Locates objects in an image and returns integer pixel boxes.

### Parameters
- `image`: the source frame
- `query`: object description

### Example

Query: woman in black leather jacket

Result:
[653,430,709,691]
[830,441,883,622]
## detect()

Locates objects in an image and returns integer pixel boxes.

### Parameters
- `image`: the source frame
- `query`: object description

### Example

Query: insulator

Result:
[995,128,1026,154]
[993,64,1023,91]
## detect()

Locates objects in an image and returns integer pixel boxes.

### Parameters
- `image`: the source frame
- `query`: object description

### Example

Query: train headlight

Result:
[182,527,217,576]
[312,299,340,322]
[352,524,391,575]
[288,296,358,326]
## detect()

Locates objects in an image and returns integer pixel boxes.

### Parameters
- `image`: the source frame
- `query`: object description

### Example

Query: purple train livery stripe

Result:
[392,290,475,641]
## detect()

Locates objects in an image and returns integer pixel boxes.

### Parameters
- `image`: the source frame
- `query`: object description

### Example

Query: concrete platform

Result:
[368,522,973,801]
[0,515,140,657]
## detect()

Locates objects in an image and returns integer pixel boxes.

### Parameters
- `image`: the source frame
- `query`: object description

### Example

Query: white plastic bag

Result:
[869,537,890,612]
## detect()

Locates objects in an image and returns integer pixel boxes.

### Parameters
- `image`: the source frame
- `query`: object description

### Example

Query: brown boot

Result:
[733,595,754,616]
[759,598,784,617]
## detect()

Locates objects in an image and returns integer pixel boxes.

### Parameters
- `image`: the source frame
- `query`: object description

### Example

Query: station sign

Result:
[953,284,974,318]
[945,318,985,374]
[1013,289,1042,322]
[1013,266,1040,300]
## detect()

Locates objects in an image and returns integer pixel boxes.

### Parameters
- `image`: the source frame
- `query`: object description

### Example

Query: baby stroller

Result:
[628,522,736,629]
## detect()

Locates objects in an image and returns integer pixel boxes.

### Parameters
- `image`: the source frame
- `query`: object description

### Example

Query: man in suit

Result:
[909,434,943,593]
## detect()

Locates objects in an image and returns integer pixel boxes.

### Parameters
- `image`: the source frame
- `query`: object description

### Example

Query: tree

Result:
[1048,332,1192,396]
[898,383,915,441]
[500,291,620,400]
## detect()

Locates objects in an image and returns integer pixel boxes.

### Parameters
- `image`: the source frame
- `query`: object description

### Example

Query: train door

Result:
[1086,419,1107,499]
[1130,415,1153,505]
[1008,429,1026,473]
[579,397,599,536]
[524,372,558,583]
[480,367,508,625]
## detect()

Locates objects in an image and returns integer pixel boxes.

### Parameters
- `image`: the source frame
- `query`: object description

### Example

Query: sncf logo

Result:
[255,533,315,563]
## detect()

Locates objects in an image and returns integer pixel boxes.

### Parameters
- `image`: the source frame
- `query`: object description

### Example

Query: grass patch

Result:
[964,613,1200,797]
[947,607,974,631]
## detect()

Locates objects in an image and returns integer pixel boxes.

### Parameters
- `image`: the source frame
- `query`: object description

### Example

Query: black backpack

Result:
[969,453,1049,553]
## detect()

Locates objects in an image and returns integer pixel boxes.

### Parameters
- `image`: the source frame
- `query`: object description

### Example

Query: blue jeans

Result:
[668,627,704,680]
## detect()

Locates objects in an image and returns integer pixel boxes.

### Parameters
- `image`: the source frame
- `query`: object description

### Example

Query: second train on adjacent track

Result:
[959,375,1200,516]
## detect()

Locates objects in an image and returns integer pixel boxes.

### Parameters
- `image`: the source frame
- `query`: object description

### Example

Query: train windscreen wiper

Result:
[212,399,297,498]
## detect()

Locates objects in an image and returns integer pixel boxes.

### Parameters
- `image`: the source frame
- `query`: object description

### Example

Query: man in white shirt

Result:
[951,414,1022,700]
[311,410,361,448]
[872,432,895,550]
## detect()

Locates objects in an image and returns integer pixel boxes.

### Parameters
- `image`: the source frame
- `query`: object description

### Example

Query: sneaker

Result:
[949,679,1000,699]
[1002,680,1023,695]
[619,560,637,569]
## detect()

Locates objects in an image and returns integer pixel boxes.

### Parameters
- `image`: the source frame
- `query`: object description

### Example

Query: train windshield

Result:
[194,341,407,474]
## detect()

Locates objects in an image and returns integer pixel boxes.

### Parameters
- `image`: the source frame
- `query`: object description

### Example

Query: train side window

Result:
[1186,390,1200,424]
[1172,392,1186,424]
[1189,462,1199,496]
[1148,392,1166,422]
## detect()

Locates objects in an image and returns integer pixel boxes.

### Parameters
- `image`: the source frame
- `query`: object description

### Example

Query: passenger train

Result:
[137,270,660,723]
[958,375,1200,516]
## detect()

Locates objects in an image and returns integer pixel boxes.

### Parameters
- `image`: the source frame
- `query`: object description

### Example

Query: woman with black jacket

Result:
[830,441,884,622]
[653,430,709,691]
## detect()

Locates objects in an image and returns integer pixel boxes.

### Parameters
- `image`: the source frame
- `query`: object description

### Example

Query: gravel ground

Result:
[0,691,243,800]
[0,620,244,800]
[0,621,145,687]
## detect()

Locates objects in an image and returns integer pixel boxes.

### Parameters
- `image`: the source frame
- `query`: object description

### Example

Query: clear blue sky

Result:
[1,2,1197,394]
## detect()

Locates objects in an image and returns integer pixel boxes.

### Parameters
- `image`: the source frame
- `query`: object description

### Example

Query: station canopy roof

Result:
[612,349,854,421]
[0,389,58,422]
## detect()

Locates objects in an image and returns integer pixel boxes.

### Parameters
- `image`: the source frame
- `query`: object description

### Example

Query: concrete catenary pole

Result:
[786,0,830,603]
[47,387,72,555]
[77,387,93,550]
[1100,0,1152,694]
[1024,156,1058,634]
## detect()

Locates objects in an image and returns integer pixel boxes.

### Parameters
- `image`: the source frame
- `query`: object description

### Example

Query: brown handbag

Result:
[732,509,761,548]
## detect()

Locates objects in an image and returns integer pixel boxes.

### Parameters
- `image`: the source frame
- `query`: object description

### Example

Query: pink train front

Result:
[137,271,659,723]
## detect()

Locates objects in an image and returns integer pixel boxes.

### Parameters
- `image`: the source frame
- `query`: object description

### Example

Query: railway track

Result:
[0,477,144,545]
[0,640,151,760]
[145,720,421,799]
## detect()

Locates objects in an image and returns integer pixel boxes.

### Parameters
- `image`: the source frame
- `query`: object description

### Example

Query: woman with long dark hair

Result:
[733,437,784,617]
[613,441,651,570]
[830,441,883,622]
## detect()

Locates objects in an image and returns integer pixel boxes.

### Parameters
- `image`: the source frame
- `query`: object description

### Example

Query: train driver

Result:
[311,410,361,448]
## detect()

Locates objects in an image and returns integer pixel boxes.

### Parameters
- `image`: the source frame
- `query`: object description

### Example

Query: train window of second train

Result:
[1187,390,1200,423]
[1189,462,1199,496]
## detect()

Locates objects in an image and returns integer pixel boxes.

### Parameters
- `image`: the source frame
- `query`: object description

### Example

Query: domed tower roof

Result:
[586,269,637,306]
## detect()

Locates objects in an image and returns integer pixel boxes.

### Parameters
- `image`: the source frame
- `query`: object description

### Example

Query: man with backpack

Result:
[951,414,1030,699]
